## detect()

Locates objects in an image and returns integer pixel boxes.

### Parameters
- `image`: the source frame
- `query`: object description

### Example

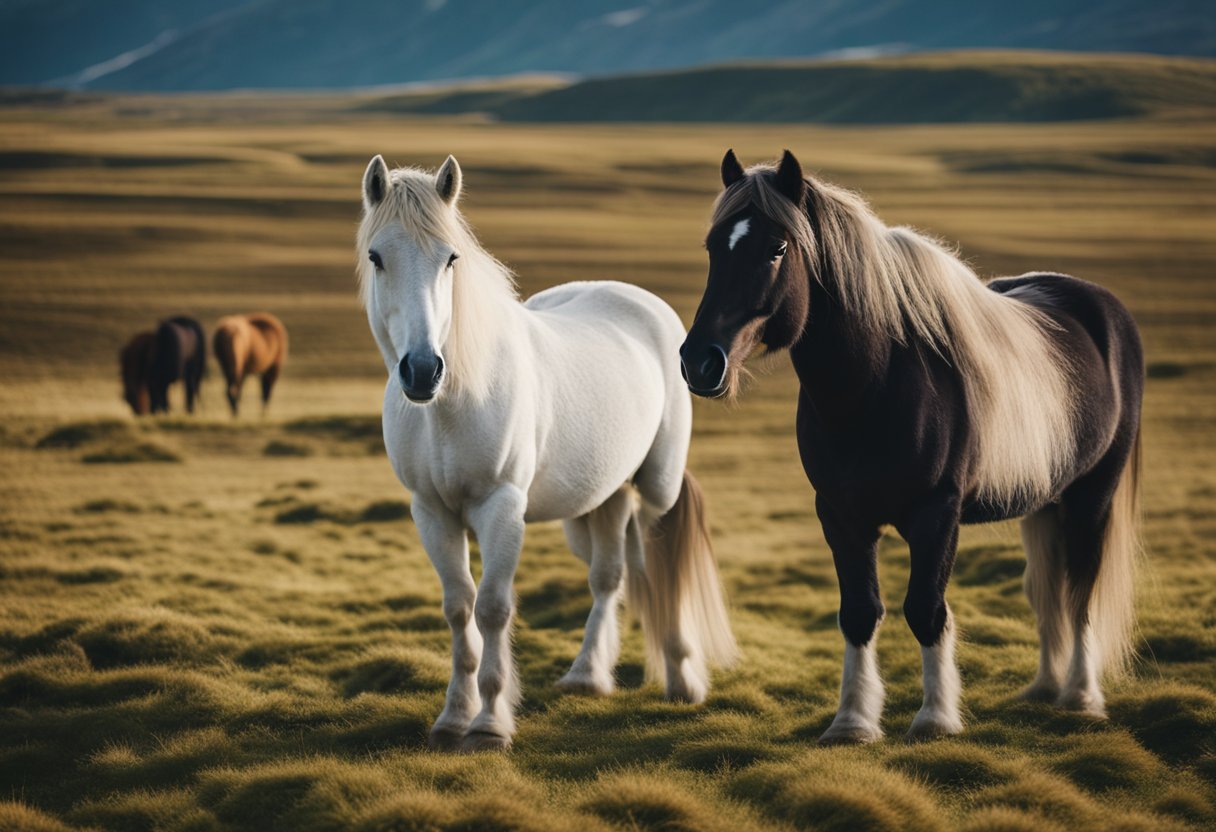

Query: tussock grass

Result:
[36,419,130,449]
[0,89,1214,831]
[264,439,314,457]
[81,440,181,464]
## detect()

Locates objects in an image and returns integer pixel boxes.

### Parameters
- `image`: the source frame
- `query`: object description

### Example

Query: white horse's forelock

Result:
[356,165,518,401]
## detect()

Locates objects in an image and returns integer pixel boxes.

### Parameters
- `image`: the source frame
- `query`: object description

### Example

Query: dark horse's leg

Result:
[897,493,965,741]
[1019,503,1069,702]
[818,495,885,745]
[149,381,169,414]
[1055,447,1135,717]
[184,361,200,414]
[260,364,280,414]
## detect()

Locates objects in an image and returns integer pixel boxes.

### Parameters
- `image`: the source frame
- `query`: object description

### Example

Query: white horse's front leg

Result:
[558,490,631,695]
[413,500,482,750]
[464,485,527,751]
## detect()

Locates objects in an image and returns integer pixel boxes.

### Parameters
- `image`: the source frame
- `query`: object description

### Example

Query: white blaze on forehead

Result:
[728,218,751,250]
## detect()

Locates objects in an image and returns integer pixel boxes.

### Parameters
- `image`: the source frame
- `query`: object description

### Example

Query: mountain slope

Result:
[2,0,1213,90]
[0,0,249,85]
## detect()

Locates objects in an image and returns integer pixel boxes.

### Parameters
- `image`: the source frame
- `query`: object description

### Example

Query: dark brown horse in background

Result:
[119,316,207,415]
[213,312,288,416]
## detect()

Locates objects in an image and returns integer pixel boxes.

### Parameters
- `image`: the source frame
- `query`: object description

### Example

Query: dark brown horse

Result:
[119,316,206,415]
[212,312,288,416]
[680,150,1143,743]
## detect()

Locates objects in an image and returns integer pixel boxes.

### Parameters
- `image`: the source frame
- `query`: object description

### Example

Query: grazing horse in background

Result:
[120,331,155,415]
[212,313,288,416]
[680,149,1143,743]
[120,317,206,415]
[151,316,207,414]
[357,153,736,751]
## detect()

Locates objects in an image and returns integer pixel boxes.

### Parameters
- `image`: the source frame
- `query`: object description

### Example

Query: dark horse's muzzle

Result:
[398,351,445,403]
[679,342,729,398]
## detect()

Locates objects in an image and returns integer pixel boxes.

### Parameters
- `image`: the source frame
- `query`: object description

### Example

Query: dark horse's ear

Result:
[721,148,745,188]
[363,155,389,210]
[436,154,463,205]
[774,149,805,204]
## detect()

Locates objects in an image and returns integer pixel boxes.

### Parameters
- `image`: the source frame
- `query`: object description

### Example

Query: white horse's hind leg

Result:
[412,500,482,750]
[464,485,527,751]
[632,411,732,704]
[557,489,631,695]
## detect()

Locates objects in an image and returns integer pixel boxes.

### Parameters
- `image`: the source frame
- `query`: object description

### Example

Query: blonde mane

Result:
[713,164,1075,506]
[356,166,518,401]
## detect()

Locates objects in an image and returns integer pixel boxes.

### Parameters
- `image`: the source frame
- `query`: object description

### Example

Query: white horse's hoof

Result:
[664,676,708,705]
[556,670,614,696]
[819,720,882,746]
[461,729,512,753]
[428,724,466,751]
[1018,680,1060,703]
[905,712,964,743]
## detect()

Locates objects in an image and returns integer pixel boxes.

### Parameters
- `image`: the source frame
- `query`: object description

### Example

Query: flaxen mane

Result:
[712,164,1075,506]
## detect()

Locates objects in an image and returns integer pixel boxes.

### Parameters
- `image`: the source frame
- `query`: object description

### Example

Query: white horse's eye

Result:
[447,252,460,268]
[369,250,384,270]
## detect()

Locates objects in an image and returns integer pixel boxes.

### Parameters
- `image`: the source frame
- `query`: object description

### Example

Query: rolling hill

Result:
[358,51,1216,123]
[1,0,1214,90]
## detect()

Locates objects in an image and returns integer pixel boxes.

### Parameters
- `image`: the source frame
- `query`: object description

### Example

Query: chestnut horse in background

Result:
[212,313,288,416]
[119,316,206,415]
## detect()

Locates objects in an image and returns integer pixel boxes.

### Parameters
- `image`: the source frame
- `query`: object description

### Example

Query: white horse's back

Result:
[521,280,689,522]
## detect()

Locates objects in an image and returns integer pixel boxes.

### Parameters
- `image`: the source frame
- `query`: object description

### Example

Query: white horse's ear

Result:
[436,155,462,205]
[363,155,389,209]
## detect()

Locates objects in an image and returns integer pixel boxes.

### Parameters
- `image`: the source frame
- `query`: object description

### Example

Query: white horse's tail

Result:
[626,470,737,699]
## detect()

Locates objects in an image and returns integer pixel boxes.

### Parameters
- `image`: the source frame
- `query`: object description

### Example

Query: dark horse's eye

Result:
[769,242,788,262]
[447,252,460,268]
[368,250,383,270]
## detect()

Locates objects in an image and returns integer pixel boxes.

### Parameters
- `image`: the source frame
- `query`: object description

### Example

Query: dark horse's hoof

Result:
[461,730,511,753]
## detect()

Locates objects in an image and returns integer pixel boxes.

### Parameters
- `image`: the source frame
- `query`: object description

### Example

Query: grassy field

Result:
[0,91,1214,831]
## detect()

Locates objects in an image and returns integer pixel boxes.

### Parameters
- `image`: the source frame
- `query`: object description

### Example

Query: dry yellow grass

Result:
[0,92,1213,831]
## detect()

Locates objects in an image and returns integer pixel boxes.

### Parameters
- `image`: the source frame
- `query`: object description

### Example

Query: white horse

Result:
[356,154,736,751]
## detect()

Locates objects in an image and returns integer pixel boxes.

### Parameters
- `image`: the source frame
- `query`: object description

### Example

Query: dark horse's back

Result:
[975,272,1144,522]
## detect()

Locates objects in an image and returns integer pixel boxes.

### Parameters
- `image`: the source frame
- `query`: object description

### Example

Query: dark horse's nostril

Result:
[700,344,727,386]
[430,354,445,386]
